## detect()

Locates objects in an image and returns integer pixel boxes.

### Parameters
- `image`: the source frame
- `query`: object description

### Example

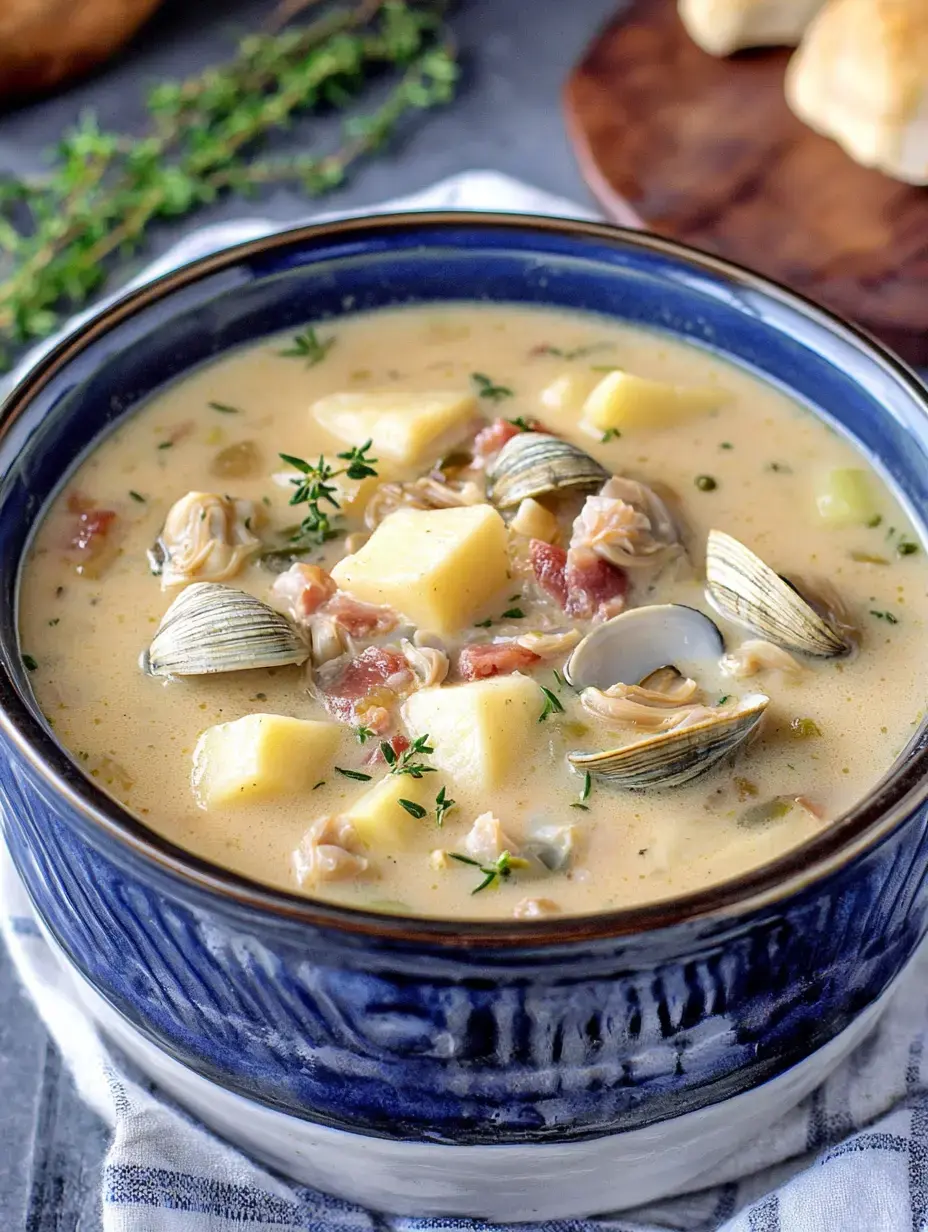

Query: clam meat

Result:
[151,491,262,588]
[143,582,308,677]
[570,476,684,570]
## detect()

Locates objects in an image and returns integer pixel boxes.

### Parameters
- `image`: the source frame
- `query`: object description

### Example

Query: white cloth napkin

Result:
[3,170,927,1232]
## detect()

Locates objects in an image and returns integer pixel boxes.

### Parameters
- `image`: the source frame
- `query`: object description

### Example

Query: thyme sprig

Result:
[382,733,436,778]
[448,850,528,894]
[0,0,458,372]
[279,440,378,543]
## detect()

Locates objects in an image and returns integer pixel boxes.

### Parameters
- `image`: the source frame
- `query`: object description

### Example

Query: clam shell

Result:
[706,529,850,658]
[568,693,769,789]
[486,432,610,508]
[565,603,723,691]
[143,583,308,677]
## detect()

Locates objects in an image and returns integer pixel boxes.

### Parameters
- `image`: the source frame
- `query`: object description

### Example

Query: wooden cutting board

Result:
[564,0,928,366]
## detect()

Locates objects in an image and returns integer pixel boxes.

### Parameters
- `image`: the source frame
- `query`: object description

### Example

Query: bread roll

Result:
[678,0,826,56]
[786,0,928,185]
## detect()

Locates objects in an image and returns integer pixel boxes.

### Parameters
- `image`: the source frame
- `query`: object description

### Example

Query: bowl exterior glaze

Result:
[2,215,928,1146]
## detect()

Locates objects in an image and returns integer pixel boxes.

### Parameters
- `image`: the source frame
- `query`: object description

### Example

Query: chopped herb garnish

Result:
[254,692,267,701]
[208,401,241,414]
[22,654,37,671]
[509,593,522,601]
[506,416,534,431]
[398,798,428,819]
[474,618,493,628]
[552,668,565,688]
[356,726,375,744]
[278,326,334,367]
[157,440,173,450]
[335,766,372,782]
[434,786,455,827]
[533,342,613,360]
[278,442,378,546]
[601,428,621,443]
[128,490,145,503]
[717,694,731,705]
[448,849,527,894]
[471,372,513,402]
[790,717,821,739]
[500,607,525,620]
[386,734,436,779]
[570,802,589,811]
[720,441,734,450]
[870,609,899,624]
[580,770,591,802]
[898,539,920,556]
[695,474,718,491]
[867,514,883,528]
[766,462,792,474]
[538,685,564,721]
[47,618,59,627]
[312,780,326,791]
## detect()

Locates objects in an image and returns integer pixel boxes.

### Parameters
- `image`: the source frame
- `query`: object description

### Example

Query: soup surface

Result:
[19,304,928,919]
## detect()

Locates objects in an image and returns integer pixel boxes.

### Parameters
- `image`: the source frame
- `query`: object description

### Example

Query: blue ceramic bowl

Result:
[3,213,928,1154]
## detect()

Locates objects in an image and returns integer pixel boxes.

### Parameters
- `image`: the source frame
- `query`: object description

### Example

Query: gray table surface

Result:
[0,0,617,1226]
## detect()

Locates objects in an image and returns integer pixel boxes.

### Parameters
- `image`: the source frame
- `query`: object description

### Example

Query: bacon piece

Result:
[458,641,541,681]
[63,494,118,575]
[529,539,627,622]
[271,563,336,623]
[565,546,629,621]
[321,647,414,732]
[325,593,399,638]
[529,539,569,607]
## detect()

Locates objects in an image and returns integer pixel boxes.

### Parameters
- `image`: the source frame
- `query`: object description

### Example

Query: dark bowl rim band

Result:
[3,208,928,948]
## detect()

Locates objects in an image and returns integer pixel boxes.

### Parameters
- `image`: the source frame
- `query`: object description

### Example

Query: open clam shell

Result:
[565,604,723,691]
[568,693,769,789]
[486,432,610,508]
[706,529,850,658]
[143,582,309,677]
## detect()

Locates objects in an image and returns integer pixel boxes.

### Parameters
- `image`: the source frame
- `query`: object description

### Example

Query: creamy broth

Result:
[18,304,928,919]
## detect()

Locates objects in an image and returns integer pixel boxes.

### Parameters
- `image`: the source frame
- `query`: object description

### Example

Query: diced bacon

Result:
[472,418,551,461]
[458,641,541,681]
[529,539,627,622]
[364,733,411,765]
[321,647,415,731]
[565,546,628,621]
[325,593,399,638]
[63,494,118,575]
[529,539,568,607]
[271,563,336,623]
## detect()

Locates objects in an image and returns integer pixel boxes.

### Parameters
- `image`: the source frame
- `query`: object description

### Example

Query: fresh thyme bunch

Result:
[0,0,457,371]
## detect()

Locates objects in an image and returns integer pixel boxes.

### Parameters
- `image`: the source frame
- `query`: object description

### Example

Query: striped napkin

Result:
[3,170,927,1232]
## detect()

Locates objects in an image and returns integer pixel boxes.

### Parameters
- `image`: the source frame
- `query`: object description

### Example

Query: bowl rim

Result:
[4,207,928,948]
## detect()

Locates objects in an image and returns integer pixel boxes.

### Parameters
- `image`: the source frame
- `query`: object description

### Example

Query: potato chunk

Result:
[344,773,434,848]
[581,371,723,434]
[331,505,509,634]
[311,390,477,465]
[192,714,339,808]
[401,673,543,791]
[816,468,878,528]
[510,497,559,543]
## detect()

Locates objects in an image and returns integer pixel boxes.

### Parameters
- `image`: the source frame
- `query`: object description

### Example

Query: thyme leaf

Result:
[208,401,241,414]
[398,798,427,819]
[448,849,528,894]
[335,766,372,782]
[434,785,455,827]
[278,441,377,546]
[279,326,334,366]
[389,734,436,779]
[538,685,564,721]
[471,372,513,402]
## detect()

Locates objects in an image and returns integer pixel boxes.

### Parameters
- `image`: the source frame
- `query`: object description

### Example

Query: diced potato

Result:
[311,390,478,465]
[540,372,600,417]
[816,468,879,527]
[581,371,723,434]
[401,673,544,791]
[192,714,340,808]
[510,497,560,543]
[331,505,509,634]
[271,458,379,515]
[343,773,434,849]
